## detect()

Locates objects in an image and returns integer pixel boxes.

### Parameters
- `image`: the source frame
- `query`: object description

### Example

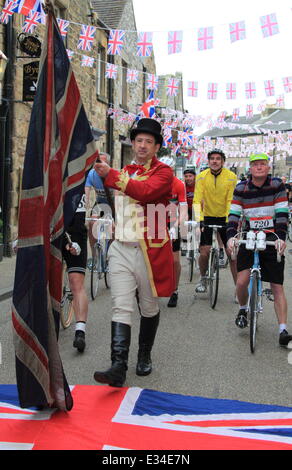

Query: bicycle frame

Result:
[246,250,263,317]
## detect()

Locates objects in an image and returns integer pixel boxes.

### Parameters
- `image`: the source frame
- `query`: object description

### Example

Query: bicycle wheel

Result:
[90,246,102,300]
[209,249,219,309]
[188,249,194,282]
[60,266,74,329]
[249,271,259,354]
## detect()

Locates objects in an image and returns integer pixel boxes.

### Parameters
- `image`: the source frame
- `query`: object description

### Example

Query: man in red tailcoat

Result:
[93,118,175,387]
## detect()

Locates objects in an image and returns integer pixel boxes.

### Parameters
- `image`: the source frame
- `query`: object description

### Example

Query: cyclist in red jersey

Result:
[160,157,188,307]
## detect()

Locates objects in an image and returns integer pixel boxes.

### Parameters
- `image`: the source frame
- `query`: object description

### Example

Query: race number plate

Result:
[249,216,274,230]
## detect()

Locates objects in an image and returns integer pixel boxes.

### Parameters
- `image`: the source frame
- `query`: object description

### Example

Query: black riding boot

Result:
[94,322,131,387]
[136,312,160,376]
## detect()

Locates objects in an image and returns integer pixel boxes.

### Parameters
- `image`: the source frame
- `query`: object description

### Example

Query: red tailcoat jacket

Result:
[104,156,175,297]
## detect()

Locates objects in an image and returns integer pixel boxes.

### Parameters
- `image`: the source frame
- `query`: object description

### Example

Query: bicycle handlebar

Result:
[230,231,281,263]
[184,221,198,227]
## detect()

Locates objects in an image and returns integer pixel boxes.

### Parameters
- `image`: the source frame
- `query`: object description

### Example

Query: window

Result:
[96,46,106,99]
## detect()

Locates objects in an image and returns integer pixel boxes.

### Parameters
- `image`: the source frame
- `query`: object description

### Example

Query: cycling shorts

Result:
[62,213,88,275]
[200,216,227,248]
[237,245,285,285]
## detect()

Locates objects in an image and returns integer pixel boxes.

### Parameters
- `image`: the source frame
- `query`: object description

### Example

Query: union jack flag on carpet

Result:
[1,385,292,450]
[12,9,98,412]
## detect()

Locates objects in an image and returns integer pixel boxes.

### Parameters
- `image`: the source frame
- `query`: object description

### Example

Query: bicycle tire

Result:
[288,221,292,242]
[60,266,74,329]
[249,271,259,354]
[104,240,111,288]
[90,246,102,300]
[209,249,219,309]
[188,250,194,282]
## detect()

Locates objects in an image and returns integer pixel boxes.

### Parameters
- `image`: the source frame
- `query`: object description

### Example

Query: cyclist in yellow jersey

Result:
[193,149,237,294]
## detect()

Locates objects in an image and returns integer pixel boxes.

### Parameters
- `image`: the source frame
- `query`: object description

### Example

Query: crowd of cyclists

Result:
[63,118,292,386]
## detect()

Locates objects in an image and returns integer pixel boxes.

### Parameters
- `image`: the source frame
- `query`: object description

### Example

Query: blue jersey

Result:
[85,169,108,204]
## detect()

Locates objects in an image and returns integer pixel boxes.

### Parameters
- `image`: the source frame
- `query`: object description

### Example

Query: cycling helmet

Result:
[183,168,196,176]
[207,148,226,161]
[249,153,269,162]
[159,156,176,168]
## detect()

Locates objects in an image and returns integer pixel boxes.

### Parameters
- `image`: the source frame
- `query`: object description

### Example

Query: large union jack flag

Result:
[1,385,292,450]
[137,32,153,57]
[12,10,98,412]
[77,25,96,51]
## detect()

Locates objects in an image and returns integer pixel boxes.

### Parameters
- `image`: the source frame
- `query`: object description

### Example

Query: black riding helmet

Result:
[207,148,226,161]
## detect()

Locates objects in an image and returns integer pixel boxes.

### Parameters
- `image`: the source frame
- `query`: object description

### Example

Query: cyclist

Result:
[227,153,292,347]
[85,152,112,261]
[184,168,196,220]
[193,149,237,294]
[160,157,188,308]
[62,194,89,353]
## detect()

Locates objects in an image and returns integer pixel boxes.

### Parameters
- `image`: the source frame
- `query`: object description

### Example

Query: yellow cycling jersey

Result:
[193,167,237,221]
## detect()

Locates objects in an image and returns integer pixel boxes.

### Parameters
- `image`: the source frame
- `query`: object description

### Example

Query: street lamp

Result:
[0,51,8,104]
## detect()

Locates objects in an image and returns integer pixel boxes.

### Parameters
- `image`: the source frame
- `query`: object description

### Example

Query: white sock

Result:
[75,321,86,333]
[279,324,287,334]
[239,305,247,311]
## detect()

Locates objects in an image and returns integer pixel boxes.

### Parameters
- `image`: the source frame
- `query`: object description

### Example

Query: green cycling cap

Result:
[249,153,269,162]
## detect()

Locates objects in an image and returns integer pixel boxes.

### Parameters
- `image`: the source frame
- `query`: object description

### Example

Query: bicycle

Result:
[184,221,200,282]
[86,217,113,300]
[60,262,74,329]
[196,224,223,309]
[230,229,281,353]
[60,231,77,329]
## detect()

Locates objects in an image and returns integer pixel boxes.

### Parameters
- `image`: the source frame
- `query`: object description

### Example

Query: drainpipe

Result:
[0,19,14,256]
[107,54,114,165]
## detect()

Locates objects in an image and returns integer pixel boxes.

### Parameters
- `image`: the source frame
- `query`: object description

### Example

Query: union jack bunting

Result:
[66,49,74,61]
[126,69,138,83]
[260,13,279,38]
[276,94,285,107]
[105,63,118,79]
[57,18,70,38]
[245,82,256,99]
[22,10,42,33]
[137,32,153,57]
[283,77,292,93]
[139,90,160,118]
[168,30,183,54]
[12,10,98,411]
[264,79,275,97]
[166,78,179,97]
[187,81,198,97]
[232,108,240,121]
[107,29,125,56]
[218,111,227,122]
[207,82,218,100]
[81,55,94,67]
[146,73,159,90]
[226,82,236,100]
[198,27,213,51]
[246,104,254,118]
[13,0,42,15]
[0,0,16,24]
[77,25,96,51]
[229,21,246,43]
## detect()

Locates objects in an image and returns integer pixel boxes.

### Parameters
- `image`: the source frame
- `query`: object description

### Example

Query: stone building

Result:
[0,0,156,258]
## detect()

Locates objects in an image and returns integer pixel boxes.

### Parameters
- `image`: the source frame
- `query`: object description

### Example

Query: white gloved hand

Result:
[71,242,81,256]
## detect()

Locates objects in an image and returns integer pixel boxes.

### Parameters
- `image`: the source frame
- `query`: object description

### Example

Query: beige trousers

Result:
[108,241,160,326]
